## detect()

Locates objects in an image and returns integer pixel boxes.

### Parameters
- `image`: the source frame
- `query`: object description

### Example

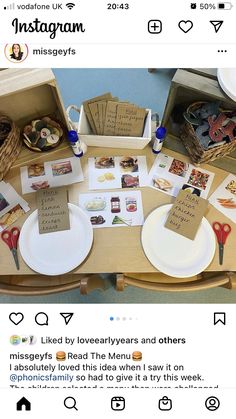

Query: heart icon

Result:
[9,312,24,325]
[178,20,193,33]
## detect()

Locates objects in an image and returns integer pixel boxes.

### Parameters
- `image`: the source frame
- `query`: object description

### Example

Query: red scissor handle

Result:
[1,227,20,250]
[212,222,231,244]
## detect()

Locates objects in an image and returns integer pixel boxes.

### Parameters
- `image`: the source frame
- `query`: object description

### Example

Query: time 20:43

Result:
[107,3,129,9]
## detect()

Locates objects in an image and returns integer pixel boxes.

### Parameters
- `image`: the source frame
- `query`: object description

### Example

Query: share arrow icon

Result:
[210,20,224,33]
[60,312,74,325]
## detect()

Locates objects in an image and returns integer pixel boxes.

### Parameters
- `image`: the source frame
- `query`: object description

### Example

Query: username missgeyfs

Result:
[12,18,86,39]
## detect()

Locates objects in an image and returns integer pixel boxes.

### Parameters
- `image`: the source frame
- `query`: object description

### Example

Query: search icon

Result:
[64,397,78,411]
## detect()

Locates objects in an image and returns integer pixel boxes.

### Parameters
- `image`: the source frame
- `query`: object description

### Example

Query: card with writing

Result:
[115,105,147,137]
[164,189,208,240]
[83,93,112,133]
[36,187,70,234]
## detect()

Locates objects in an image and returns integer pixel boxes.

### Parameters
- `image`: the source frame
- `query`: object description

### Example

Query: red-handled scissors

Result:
[1,227,20,270]
[212,222,231,265]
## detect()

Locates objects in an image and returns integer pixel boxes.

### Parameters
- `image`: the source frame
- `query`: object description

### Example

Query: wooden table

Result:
[1,142,236,295]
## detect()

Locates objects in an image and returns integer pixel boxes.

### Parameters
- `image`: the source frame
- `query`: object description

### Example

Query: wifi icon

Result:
[66,2,75,9]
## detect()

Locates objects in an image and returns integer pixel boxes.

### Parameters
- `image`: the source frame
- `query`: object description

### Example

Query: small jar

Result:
[111,197,120,213]
[126,197,137,212]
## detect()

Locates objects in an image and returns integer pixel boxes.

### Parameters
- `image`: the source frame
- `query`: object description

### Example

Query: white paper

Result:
[0,181,30,231]
[20,156,84,194]
[88,156,148,190]
[79,190,144,228]
[147,153,215,199]
[209,174,236,224]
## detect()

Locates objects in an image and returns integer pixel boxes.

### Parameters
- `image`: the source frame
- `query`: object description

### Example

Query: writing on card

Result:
[36,187,70,234]
[164,189,208,240]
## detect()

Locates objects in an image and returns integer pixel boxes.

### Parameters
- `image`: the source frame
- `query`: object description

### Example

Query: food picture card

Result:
[20,156,84,194]
[88,156,148,190]
[79,190,144,228]
[147,153,214,198]
[0,181,30,231]
[209,174,236,223]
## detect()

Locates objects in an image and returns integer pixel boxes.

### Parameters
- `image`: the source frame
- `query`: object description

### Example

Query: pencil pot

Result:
[0,114,21,180]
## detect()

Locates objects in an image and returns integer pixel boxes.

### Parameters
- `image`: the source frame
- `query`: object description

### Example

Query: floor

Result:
[1,68,235,303]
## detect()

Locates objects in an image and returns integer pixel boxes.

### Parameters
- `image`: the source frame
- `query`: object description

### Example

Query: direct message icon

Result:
[158,396,172,411]
[111,397,125,411]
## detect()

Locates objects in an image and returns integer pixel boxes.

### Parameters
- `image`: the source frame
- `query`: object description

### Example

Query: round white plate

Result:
[141,204,216,278]
[217,68,236,102]
[19,204,93,275]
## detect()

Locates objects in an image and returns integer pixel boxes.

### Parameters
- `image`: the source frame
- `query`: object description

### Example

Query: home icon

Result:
[16,397,31,411]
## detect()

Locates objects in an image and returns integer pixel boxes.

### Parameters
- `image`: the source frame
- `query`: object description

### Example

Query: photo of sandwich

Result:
[52,161,72,176]
[95,157,115,169]
[31,181,50,191]
[152,177,172,192]
[0,204,25,229]
[27,163,45,178]
[119,156,139,173]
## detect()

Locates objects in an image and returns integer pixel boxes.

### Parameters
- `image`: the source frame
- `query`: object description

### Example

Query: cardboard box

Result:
[0,68,70,167]
[162,69,236,174]
[78,105,152,149]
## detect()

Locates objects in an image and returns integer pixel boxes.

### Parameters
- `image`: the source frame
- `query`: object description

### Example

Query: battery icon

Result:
[218,2,233,8]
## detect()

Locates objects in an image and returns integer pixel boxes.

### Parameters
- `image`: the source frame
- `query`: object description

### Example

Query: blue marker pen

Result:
[152,126,167,154]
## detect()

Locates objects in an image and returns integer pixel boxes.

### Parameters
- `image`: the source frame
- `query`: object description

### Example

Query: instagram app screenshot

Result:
[0,0,236,417]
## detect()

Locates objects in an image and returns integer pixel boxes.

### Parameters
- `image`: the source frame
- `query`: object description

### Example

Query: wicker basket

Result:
[180,102,236,165]
[0,114,21,180]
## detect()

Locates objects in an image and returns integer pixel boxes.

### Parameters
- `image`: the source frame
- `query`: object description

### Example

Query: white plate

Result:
[217,68,236,102]
[141,204,216,278]
[19,204,93,275]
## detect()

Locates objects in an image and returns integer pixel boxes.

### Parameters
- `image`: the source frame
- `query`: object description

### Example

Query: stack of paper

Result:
[83,93,147,137]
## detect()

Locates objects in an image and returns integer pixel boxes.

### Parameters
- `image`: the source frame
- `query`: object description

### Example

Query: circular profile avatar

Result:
[5,43,29,63]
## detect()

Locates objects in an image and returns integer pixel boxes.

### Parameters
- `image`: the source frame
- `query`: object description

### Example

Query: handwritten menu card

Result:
[83,93,147,137]
[164,190,208,240]
[36,187,70,234]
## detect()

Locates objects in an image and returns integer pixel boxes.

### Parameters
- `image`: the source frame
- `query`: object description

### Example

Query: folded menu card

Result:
[36,187,70,234]
[165,189,208,240]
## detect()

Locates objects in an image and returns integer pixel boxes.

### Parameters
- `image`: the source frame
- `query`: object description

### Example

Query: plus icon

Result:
[148,20,162,34]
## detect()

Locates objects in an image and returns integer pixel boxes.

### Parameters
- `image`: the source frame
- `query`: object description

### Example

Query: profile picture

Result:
[4,43,29,63]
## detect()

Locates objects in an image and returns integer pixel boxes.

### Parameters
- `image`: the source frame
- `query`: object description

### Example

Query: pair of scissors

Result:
[1,227,20,270]
[212,222,231,265]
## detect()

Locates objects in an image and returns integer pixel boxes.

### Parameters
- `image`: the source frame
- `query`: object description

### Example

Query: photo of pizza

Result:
[187,169,210,190]
[226,180,236,195]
